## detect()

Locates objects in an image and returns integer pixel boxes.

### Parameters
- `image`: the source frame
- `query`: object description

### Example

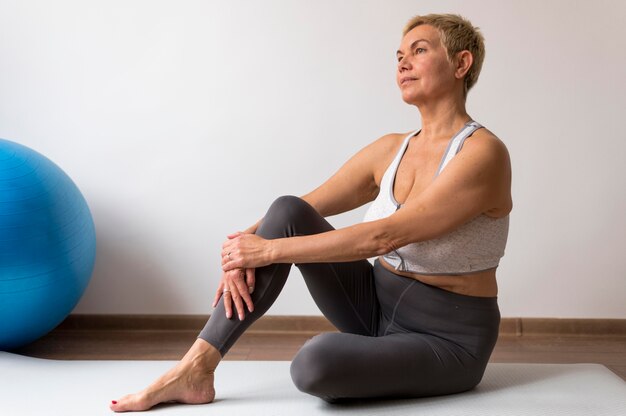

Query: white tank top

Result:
[363,121,509,275]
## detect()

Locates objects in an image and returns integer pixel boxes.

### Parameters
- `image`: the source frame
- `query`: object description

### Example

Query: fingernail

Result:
[239,313,244,321]
[226,313,231,319]
[112,401,118,405]
[248,287,254,294]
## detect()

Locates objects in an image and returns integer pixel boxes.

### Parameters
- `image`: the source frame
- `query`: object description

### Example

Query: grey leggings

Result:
[199,195,500,402]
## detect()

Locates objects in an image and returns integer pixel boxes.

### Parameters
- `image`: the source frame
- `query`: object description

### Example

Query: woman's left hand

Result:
[222,232,273,271]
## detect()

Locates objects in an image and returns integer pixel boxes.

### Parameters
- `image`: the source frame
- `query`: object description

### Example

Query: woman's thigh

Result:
[289,262,501,402]
[259,196,379,336]
[297,260,379,336]
[290,331,487,402]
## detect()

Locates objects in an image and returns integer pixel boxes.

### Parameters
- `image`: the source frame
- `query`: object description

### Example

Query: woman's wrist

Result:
[267,238,281,264]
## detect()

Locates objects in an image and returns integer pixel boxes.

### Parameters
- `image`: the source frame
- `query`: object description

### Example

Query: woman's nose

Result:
[397,56,411,72]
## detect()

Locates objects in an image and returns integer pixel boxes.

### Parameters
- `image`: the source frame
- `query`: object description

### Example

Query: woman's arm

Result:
[215,129,394,317]
[238,132,402,235]
[214,135,394,320]
[222,132,511,269]
[229,133,398,239]
[299,133,401,217]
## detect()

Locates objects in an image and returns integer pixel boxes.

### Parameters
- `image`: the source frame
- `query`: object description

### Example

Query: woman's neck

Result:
[415,95,470,141]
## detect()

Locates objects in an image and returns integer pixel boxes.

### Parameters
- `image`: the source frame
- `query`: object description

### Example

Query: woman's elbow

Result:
[370,229,402,256]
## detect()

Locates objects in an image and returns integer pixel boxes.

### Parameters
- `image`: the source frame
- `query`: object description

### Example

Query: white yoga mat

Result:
[1,352,625,415]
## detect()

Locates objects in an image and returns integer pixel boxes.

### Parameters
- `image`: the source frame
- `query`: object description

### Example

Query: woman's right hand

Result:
[212,266,256,321]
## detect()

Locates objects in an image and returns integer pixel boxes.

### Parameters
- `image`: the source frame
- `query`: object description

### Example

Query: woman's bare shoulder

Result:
[369,130,414,158]
[463,127,510,163]
[472,127,507,147]
[367,131,414,178]
[369,130,408,144]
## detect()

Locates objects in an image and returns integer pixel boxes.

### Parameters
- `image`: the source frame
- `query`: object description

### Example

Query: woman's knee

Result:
[259,195,321,239]
[289,334,339,400]
[266,195,312,221]
[461,362,489,392]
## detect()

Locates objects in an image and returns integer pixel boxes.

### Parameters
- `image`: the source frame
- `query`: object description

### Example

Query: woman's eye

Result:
[415,48,426,54]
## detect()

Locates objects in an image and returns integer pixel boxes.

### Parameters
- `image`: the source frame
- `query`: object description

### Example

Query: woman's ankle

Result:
[185,338,222,370]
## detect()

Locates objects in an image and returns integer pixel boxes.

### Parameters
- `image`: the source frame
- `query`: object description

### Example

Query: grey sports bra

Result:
[363,121,509,275]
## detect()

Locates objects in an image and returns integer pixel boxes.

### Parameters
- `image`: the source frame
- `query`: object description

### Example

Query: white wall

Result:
[0,0,624,318]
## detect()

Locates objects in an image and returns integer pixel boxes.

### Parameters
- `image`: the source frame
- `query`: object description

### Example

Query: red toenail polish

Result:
[112,400,118,404]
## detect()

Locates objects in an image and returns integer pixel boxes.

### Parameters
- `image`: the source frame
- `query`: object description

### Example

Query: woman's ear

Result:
[454,50,473,80]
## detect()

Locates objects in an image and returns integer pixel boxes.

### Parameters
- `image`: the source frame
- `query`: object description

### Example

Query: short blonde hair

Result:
[403,14,485,95]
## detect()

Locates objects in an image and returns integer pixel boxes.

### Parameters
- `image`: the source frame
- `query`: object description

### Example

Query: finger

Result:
[229,285,246,321]
[223,287,233,319]
[233,270,254,313]
[222,235,241,249]
[221,247,237,263]
[243,220,261,234]
[222,238,236,251]
[222,260,240,272]
[221,252,234,266]
[245,268,255,295]
[212,281,224,308]
[222,256,236,268]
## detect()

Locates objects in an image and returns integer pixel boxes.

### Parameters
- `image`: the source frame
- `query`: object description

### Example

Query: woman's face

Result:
[396,24,458,104]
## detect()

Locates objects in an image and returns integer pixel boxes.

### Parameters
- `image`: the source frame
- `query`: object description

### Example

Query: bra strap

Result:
[435,121,483,176]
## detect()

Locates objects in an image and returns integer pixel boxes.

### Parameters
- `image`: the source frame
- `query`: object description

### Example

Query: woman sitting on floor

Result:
[111,12,512,411]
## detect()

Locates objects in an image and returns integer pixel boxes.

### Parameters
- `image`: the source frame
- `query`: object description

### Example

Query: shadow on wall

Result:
[74,202,191,314]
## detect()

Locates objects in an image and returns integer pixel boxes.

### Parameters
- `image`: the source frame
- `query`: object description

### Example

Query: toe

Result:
[110,393,151,413]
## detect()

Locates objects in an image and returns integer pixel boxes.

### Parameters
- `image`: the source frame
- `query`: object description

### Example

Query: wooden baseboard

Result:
[55,315,336,333]
[502,318,626,337]
[57,315,626,337]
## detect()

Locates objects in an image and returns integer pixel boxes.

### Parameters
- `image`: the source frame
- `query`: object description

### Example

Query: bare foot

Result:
[110,339,222,412]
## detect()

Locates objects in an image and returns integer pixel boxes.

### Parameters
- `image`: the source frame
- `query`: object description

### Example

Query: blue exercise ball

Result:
[0,138,96,350]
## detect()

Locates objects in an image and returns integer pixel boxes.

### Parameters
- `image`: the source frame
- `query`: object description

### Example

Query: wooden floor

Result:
[14,328,626,381]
